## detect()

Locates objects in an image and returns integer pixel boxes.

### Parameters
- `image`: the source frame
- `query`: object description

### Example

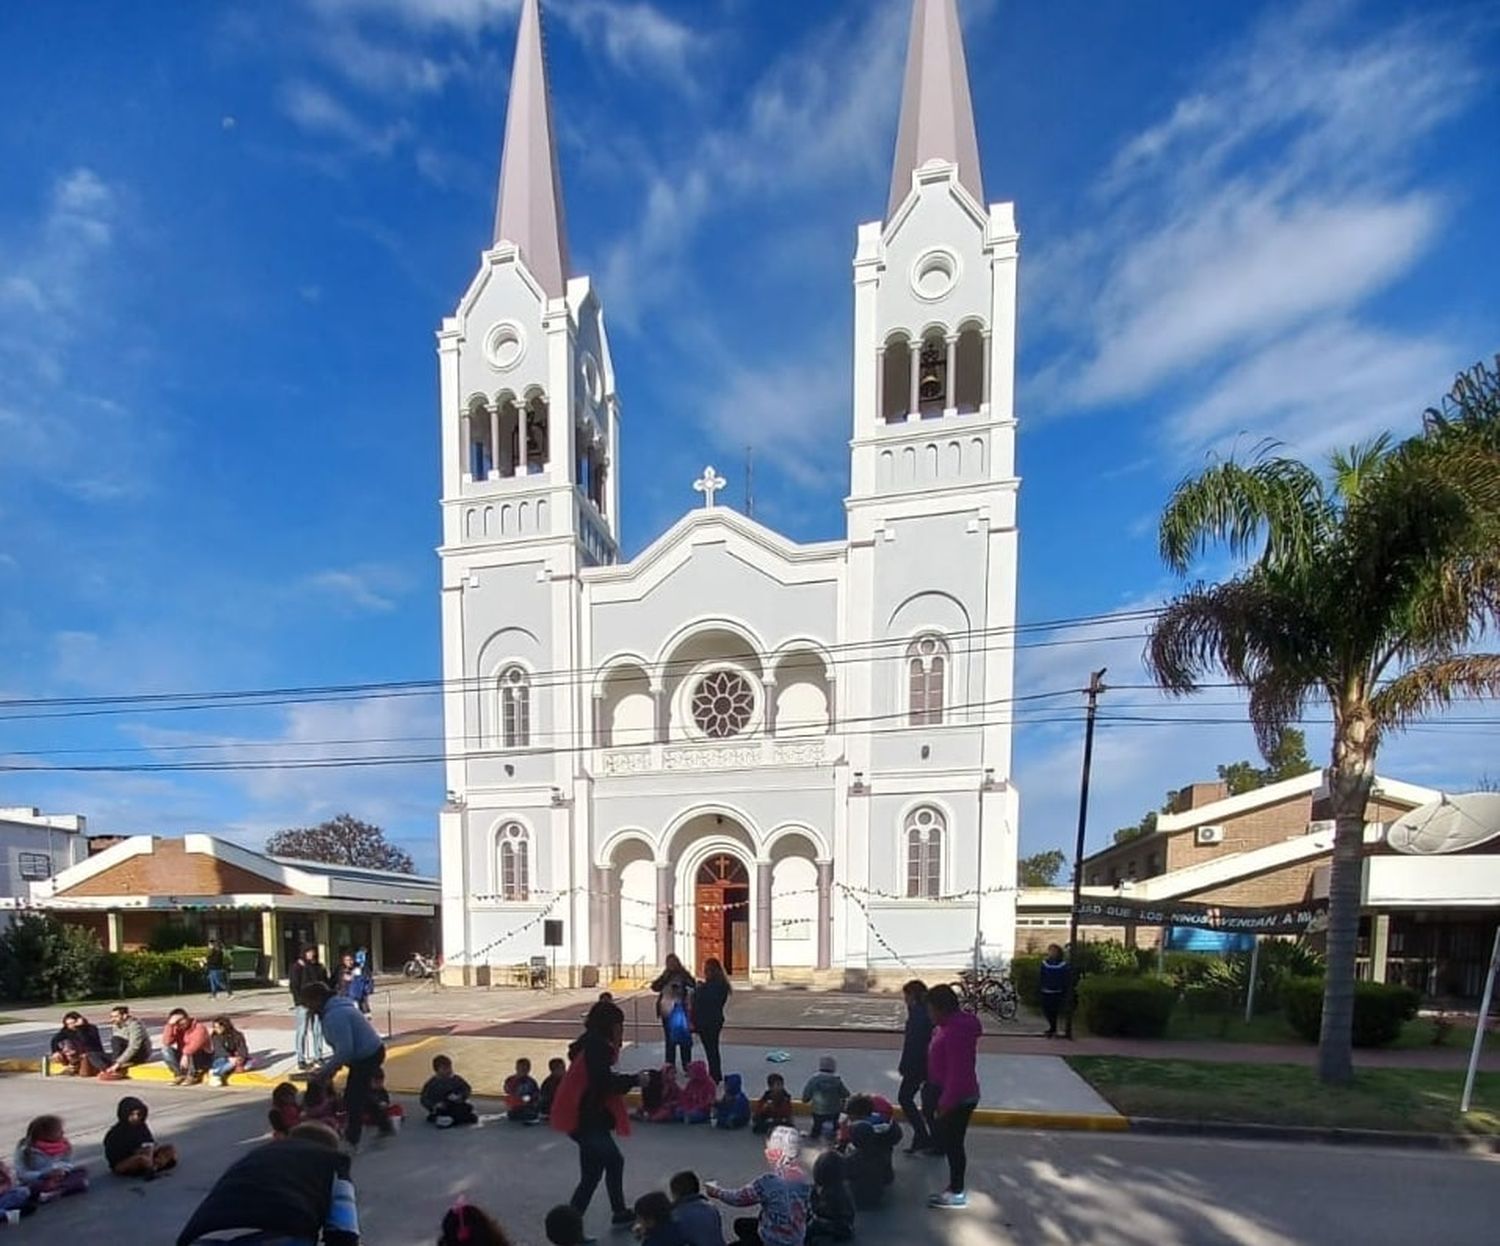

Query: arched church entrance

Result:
[694,852,750,977]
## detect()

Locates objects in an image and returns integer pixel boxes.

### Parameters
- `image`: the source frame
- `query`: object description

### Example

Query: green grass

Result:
[1162,1009,1500,1051]
[1069,1055,1500,1135]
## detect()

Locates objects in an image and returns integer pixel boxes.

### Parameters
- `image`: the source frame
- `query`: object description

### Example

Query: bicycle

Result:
[953,964,1019,1021]
[403,951,439,980]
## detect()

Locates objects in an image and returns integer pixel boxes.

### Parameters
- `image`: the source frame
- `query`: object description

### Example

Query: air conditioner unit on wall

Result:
[1195,825,1225,846]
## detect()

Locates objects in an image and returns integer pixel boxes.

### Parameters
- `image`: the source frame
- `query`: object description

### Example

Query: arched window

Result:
[881,337,911,424]
[907,634,948,726]
[917,332,947,417]
[954,324,985,413]
[905,806,944,898]
[525,397,549,472]
[497,822,530,901]
[499,666,531,748]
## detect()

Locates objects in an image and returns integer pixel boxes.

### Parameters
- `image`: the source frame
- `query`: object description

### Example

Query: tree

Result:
[0,912,103,1002]
[1217,727,1313,795]
[1112,811,1157,845]
[1019,849,1067,887]
[265,814,416,874]
[1147,357,1500,1083]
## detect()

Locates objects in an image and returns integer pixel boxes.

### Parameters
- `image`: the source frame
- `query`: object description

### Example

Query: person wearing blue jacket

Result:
[302,982,390,1148]
[895,979,934,1154]
[714,1073,751,1129]
[1038,944,1070,1038]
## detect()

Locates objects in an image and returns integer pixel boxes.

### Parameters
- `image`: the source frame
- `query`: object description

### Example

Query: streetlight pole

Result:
[1064,668,1107,1039]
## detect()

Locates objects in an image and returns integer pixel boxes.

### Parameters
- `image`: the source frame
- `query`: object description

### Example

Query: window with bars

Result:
[498,823,530,901]
[499,666,531,748]
[17,851,51,881]
[905,806,944,898]
[906,635,948,726]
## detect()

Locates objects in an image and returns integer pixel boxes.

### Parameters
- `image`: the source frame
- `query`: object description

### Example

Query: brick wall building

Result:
[24,834,439,980]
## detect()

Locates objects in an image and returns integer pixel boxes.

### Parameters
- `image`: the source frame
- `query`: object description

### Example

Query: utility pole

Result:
[1064,667,1107,1039]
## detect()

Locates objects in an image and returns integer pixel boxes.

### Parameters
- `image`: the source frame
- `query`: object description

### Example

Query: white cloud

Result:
[303,564,412,614]
[1033,0,1482,442]
[277,80,412,156]
[554,1,702,84]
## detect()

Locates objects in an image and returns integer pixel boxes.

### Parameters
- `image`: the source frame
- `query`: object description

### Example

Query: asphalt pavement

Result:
[2,1075,1496,1245]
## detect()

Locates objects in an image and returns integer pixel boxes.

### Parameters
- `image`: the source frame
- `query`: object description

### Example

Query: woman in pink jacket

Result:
[923,983,981,1209]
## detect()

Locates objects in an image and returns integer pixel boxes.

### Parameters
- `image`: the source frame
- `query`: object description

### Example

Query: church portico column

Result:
[815,860,833,971]
[653,684,669,744]
[875,347,886,423]
[488,403,500,479]
[945,334,958,413]
[755,859,773,973]
[460,410,472,479]
[590,863,614,969]
[656,861,674,964]
[981,331,992,409]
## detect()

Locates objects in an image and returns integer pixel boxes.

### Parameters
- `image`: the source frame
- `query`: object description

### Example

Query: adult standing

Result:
[551,998,647,1232]
[650,954,695,1070]
[290,945,330,1070]
[1038,944,1069,1038]
[204,938,232,1000]
[923,983,981,1210]
[693,957,732,1083]
[896,979,935,1154]
[302,981,391,1149]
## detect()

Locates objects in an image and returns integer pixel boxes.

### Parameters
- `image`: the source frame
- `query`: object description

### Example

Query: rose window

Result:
[691,670,755,739]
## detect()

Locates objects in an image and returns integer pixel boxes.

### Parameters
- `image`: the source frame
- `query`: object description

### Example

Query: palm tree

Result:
[1146,357,1500,1084]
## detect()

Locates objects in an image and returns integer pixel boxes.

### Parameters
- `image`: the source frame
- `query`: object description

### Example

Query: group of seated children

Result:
[638,1060,722,1125]
[501,1055,566,1124]
[269,1073,403,1139]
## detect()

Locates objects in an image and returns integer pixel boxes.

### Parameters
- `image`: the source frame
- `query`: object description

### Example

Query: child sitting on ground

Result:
[504,1057,542,1124]
[800,1057,849,1141]
[706,1126,811,1246]
[301,1079,345,1133]
[752,1074,794,1136]
[0,1157,39,1225]
[268,1083,302,1137]
[13,1116,88,1200]
[648,1065,682,1124]
[545,1203,588,1246]
[103,1097,178,1180]
[838,1095,900,1209]
[714,1073,751,1130]
[633,1191,687,1246]
[364,1068,404,1130]
[421,1054,477,1128]
[806,1151,854,1244]
[678,1061,716,1125]
[668,1171,722,1246]
[537,1056,566,1120]
[439,1199,513,1246]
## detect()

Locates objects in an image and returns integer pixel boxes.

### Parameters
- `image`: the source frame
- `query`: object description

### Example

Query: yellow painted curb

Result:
[969,1109,1128,1131]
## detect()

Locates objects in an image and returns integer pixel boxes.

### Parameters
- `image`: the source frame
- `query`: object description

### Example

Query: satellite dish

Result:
[1386,792,1500,855]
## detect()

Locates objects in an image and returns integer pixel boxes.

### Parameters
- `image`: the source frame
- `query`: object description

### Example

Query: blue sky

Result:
[1,0,1497,876]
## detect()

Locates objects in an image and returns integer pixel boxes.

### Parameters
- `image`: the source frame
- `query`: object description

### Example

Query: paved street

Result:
[2,1075,1496,1245]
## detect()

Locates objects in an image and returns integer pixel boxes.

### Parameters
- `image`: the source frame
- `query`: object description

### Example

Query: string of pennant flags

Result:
[448,878,1023,966]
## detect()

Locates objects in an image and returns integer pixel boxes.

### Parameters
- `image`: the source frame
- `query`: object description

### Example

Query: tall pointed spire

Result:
[494,0,569,299]
[887,0,984,220]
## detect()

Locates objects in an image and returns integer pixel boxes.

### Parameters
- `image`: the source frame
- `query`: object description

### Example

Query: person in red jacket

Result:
[922,984,981,1210]
[161,1009,214,1085]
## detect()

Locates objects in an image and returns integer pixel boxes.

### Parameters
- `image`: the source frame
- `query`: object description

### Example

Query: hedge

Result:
[1282,976,1421,1048]
[95,948,211,998]
[1077,973,1178,1038]
[1011,955,1043,1008]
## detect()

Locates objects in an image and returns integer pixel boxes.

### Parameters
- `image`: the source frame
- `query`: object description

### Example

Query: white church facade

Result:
[437,0,1021,986]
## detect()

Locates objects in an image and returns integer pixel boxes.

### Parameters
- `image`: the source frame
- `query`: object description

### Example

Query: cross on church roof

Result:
[693,465,727,508]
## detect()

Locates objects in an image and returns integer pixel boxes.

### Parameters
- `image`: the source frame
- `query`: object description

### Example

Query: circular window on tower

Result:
[484,321,527,371]
[910,247,960,303]
[690,669,756,739]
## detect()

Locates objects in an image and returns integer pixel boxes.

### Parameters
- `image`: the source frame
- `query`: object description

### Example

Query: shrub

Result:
[95,947,210,998]
[1282,977,1421,1047]
[0,912,104,1002]
[1161,952,1229,989]
[1076,940,1139,977]
[1011,955,1043,1008]
[1077,974,1178,1038]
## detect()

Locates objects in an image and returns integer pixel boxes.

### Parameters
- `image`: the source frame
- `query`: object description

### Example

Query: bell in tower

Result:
[918,337,946,412]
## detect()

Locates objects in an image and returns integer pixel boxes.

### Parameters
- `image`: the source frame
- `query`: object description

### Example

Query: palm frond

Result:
[1368,654,1500,732]
[1328,434,1393,503]
[1423,354,1500,449]
[1158,456,1331,576]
